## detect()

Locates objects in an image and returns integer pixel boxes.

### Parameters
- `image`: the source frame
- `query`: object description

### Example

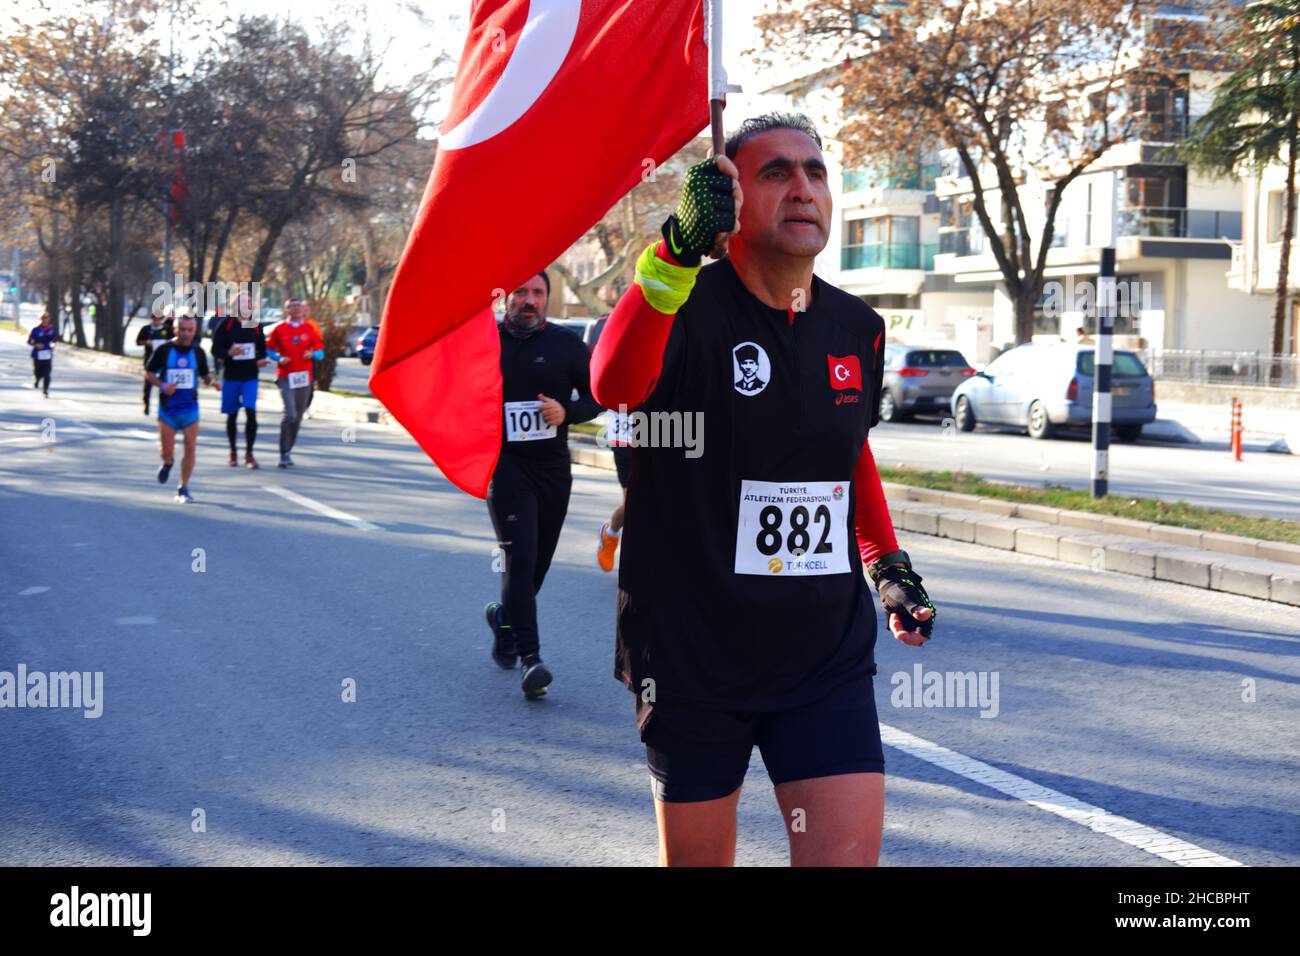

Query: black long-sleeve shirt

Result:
[498,322,602,464]
[211,317,268,381]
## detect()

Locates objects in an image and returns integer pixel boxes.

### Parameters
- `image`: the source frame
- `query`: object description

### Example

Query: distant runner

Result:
[145,314,219,503]
[265,300,324,468]
[212,294,269,468]
[136,308,174,415]
[27,313,57,398]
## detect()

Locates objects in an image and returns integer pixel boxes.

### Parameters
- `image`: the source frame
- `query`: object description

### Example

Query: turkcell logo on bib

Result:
[735,479,850,576]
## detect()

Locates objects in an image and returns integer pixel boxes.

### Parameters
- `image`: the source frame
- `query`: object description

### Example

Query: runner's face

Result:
[507,277,548,328]
[731,128,831,260]
[286,304,305,324]
[176,319,196,346]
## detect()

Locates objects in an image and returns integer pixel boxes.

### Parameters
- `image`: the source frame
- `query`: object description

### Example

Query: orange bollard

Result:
[1231,398,1243,461]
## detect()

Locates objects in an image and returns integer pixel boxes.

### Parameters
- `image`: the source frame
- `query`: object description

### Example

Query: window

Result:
[1267,190,1296,244]
[1077,351,1149,378]
[843,216,922,269]
[905,350,968,368]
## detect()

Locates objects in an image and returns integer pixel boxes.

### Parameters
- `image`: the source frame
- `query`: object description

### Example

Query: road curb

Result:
[881,481,1300,569]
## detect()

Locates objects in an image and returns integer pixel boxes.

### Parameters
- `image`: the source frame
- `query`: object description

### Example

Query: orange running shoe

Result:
[596,522,620,572]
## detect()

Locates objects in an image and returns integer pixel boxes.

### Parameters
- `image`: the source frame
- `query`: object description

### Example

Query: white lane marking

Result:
[115,616,157,625]
[129,430,158,441]
[0,436,38,444]
[59,398,91,412]
[262,484,381,532]
[879,723,1244,867]
[70,419,106,436]
[19,586,51,596]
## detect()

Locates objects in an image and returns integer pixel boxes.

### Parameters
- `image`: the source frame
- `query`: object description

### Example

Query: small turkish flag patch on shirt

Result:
[827,355,862,391]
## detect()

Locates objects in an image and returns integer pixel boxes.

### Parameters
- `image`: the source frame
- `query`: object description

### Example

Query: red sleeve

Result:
[590,241,682,410]
[855,439,899,567]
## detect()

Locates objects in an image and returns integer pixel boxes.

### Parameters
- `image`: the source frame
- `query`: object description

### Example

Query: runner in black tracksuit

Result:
[484,271,602,699]
[136,312,174,414]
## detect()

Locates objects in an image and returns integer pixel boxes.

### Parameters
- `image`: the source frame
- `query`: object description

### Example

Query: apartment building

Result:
[933,69,1272,360]
[1229,156,1299,356]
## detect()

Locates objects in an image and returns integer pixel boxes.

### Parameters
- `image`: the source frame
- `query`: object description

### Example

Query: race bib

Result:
[230,342,255,361]
[606,410,633,446]
[735,479,851,576]
[287,371,310,389]
[166,368,195,389]
[35,349,52,361]
[504,400,556,442]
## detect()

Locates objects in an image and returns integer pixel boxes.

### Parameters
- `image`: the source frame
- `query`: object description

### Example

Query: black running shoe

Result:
[157,461,173,484]
[485,602,517,670]
[520,654,553,699]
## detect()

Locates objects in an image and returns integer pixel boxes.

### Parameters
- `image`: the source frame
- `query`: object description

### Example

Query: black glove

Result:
[661,158,736,266]
[867,550,936,640]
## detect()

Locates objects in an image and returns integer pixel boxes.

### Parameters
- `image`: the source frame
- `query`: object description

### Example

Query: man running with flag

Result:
[591,113,939,867]
[369,0,943,863]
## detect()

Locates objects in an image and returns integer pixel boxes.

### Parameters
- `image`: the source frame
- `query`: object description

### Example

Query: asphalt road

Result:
[872,414,1300,520]
[1,338,1297,866]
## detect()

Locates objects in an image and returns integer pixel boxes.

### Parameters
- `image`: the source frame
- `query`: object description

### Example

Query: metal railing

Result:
[1133,112,1202,143]
[843,162,941,193]
[1142,348,1300,389]
[1116,207,1243,241]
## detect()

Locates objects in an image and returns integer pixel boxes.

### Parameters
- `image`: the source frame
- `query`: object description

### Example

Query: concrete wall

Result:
[1176,261,1273,351]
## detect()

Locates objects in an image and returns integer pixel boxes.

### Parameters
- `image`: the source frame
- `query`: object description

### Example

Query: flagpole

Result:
[707,0,726,155]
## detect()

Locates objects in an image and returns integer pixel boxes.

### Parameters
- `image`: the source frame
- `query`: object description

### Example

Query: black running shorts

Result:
[637,671,885,803]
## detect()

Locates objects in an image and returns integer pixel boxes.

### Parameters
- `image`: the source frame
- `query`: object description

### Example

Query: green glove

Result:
[867,550,936,640]
[661,158,736,267]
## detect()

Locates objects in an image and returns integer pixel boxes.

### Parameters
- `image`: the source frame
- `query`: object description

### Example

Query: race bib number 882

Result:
[735,479,851,576]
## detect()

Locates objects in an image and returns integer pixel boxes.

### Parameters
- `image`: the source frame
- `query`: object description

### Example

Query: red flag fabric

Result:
[371,0,709,497]
[169,130,187,225]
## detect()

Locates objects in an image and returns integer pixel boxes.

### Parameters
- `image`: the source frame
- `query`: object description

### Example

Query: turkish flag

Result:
[371,0,709,497]
[827,355,863,391]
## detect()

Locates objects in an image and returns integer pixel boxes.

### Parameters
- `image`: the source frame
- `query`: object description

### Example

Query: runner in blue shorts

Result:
[145,314,219,503]
[212,292,270,468]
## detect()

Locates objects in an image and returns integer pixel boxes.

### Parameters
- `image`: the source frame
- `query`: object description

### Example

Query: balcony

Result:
[1133,112,1202,143]
[843,162,940,193]
[842,243,938,271]
[1116,207,1242,240]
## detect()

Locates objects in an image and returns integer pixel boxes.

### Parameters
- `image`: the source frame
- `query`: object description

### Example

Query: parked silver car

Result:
[879,344,976,422]
[950,344,1157,441]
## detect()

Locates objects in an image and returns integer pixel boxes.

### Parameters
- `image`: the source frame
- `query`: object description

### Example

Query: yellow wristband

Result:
[633,242,701,315]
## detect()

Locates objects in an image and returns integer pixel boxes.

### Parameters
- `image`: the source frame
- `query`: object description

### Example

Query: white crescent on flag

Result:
[438,0,583,151]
